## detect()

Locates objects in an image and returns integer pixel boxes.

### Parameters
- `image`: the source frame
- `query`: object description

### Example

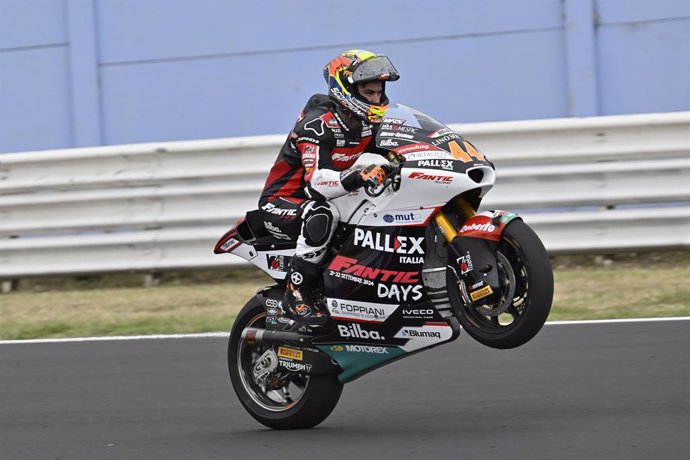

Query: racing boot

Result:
[283,257,329,327]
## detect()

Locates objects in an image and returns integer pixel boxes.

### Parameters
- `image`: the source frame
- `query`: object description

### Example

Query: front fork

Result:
[432,197,519,306]
[433,196,475,242]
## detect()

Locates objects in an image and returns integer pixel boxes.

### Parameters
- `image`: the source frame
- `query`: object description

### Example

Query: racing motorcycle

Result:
[214,104,554,429]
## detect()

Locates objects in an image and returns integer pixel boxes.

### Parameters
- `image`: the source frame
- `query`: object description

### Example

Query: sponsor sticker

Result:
[277,346,303,361]
[417,159,454,170]
[470,285,494,301]
[400,328,441,339]
[353,228,424,255]
[457,252,473,274]
[279,359,312,372]
[380,124,418,133]
[302,144,317,168]
[401,308,435,319]
[328,298,399,322]
[315,180,340,187]
[408,171,453,184]
[393,144,431,155]
[393,325,453,350]
[337,323,385,340]
[290,272,303,285]
[332,150,362,164]
[331,300,385,320]
[494,211,518,224]
[460,222,496,233]
[377,283,423,302]
[399,256,424,264]
[219,238,239,251]
[380,139,400,148]
[382,212,423,224]
[345,344,389,354]
[295,136,318,144]
[428,127,455,138]
[380,131,414,140]
[430,133,460,146]
[330,345,344,352]
[266,254,291,271]
[266,298,281,308]
[470,281,485,290]
[328,255,419,284]
[456,211,516,242]
[404,150,455,161]
[261,202,298,216]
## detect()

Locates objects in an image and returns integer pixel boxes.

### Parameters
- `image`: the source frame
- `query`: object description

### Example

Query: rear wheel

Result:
[447,219,553,349]
[228,297,343,429]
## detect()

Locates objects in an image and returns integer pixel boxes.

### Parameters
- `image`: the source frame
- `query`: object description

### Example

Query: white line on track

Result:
[1,317,689,345]
[0,332,228,345]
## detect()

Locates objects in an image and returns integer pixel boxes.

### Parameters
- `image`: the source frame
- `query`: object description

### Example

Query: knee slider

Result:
[302,202,335,247]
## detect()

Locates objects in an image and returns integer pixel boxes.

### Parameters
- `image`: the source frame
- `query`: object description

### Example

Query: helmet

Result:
[323,50,400,123]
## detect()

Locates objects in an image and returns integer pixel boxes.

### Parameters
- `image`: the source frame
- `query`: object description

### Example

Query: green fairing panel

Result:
[317,345,406,383]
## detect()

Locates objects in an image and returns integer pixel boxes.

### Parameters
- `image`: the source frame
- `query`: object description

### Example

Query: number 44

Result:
[448,140,485,162]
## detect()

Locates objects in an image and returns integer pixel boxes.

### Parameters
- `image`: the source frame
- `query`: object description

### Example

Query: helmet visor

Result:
[351,56,400,83]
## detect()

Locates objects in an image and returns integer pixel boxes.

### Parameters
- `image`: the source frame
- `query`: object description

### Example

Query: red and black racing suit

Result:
[258,94,386,263]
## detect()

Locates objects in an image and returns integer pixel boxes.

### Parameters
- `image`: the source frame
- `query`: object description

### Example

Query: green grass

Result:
[1,252,688,340]
[552,266,690,320]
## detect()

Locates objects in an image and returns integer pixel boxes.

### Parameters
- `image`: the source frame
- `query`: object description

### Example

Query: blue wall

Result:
[0,0,688,153]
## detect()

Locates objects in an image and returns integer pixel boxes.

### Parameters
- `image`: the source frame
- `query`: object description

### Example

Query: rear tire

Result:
[448,219,553,349]
[228,297,343,429]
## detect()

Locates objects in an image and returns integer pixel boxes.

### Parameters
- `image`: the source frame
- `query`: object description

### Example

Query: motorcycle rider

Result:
[258,49,400,327]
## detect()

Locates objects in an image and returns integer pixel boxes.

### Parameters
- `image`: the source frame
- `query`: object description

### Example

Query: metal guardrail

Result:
[1,112,689,278]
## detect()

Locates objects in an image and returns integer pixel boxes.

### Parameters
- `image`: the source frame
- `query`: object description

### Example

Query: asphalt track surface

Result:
[2,320,689,460]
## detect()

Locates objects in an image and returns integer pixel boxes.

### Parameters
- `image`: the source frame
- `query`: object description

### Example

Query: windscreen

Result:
[375,104,489,166]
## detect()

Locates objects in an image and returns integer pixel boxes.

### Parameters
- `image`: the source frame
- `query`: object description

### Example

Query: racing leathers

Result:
[258,93,390,326]
[259,93,389,260]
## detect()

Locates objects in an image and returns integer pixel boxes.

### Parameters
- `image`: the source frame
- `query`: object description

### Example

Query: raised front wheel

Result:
[447,220,554,349]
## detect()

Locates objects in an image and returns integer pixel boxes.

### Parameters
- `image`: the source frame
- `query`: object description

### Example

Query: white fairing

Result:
[393,324,455,352]
[332,161,495,227]
[229,154,496,275]
[229,241,293,280]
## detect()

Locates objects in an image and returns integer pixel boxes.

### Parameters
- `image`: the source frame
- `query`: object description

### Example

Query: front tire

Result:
[228,297,343,429]
[448,219,553,349]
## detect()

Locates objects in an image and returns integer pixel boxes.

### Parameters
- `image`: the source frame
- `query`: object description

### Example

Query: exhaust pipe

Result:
[241,327,314,347]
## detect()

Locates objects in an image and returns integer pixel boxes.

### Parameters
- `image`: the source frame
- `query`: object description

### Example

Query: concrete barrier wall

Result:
[1,111,688,278]
[1,0,689,153]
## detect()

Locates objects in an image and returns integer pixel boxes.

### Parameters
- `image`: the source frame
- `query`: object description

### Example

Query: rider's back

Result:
[259,93,375,207]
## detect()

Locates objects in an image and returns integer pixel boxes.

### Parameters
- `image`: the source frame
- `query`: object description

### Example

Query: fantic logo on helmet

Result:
[324,50,400,124]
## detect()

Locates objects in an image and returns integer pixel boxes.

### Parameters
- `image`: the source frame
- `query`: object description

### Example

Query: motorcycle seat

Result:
[239,209,297,251]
